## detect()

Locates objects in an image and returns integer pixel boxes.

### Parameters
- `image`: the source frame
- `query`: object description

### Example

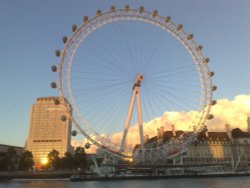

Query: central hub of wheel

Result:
[134,74,144,88]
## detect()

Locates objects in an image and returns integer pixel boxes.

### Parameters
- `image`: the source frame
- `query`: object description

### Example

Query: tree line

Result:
[0,146,88,171]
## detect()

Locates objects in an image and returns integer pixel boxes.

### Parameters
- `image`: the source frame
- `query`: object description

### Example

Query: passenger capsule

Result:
[165,16,171,23]
[204,58,210,64]
[96,9,102,16]
[152,10,158,18]
[209,71,215,77]
[71,130,78,136]
[51,65,57,72]
[207,114,214,120]
[211,100,217,105]
[62,36,68,44]
[110,5,115,12]
[212,85,217,91]
[196,45,203,51]
[72,25,77,32]
[124,4,130,11]
[139,6,144,13]
[54,99,60,105]
[83,16,88,23]
[187,34,193,40]
[177,24,183,31]
[61,115,67,121]
[55,50,61,57]
[85,142,91,149]
[51,82,57,89]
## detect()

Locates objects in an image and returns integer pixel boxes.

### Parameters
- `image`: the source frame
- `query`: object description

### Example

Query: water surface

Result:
[1,176,250,188]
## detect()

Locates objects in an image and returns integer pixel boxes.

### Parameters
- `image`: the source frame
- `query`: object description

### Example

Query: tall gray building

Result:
[26,97,72,166]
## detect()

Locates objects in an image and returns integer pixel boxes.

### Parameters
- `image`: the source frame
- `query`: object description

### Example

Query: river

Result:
[1,176,250,188]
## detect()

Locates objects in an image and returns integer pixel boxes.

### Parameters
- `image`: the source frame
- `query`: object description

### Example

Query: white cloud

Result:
[72,94,250,153]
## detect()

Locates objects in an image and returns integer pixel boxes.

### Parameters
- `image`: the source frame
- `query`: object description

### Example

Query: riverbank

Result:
[1,170,250,182]
[70,172,250,182]
[0,170,73,181]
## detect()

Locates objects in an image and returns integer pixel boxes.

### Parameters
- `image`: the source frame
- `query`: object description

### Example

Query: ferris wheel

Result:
[51,5,216,161]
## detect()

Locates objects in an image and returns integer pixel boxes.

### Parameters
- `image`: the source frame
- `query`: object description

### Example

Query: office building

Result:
[26,97,72,166]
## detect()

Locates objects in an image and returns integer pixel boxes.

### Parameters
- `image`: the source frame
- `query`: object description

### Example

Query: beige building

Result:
[133,119,250,173]
[26,97,72,165]
[183,127,250,172]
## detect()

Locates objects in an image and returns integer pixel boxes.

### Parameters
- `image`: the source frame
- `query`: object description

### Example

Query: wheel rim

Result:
[55,7,214,160]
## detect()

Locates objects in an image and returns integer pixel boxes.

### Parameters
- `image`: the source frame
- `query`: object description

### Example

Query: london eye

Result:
[51,5,216,162]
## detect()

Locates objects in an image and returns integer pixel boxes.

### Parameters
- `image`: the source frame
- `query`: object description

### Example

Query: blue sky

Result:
[0,0,250,147]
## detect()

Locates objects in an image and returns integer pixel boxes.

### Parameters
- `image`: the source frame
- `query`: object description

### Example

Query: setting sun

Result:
[41,158,48,165]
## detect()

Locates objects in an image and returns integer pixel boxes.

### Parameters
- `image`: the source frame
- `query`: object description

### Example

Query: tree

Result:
[18,150,34,171]
[0,152,8,171]
[73,147,88,170]
[61,152,74,170]
[6,147,19,171]
[47,149,61,170]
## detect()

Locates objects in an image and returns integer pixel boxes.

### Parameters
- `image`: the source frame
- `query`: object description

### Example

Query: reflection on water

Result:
[1,177,250,188]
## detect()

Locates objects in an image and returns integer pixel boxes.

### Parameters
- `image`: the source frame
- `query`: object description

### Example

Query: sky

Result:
[0,0,250,148]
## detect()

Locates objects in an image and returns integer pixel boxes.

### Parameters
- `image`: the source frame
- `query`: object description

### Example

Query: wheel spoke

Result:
[53,8,214,161]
